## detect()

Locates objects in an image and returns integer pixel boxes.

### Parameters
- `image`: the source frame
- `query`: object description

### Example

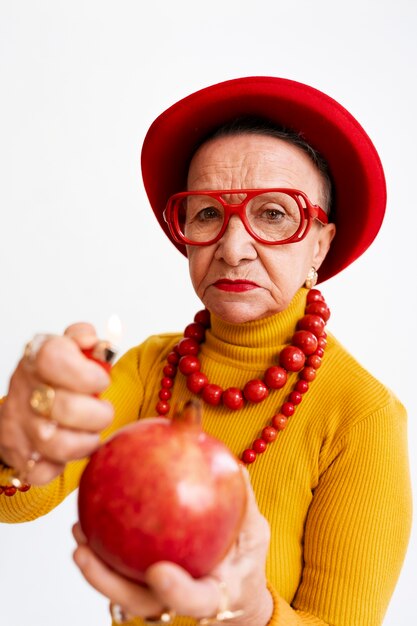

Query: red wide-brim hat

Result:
[141,76,386,283]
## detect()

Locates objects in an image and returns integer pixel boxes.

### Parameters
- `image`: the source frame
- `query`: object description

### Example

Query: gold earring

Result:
[305,267,318,289]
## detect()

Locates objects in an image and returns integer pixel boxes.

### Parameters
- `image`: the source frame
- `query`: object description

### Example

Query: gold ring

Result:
[30,385,56,418]
[10,451,42,487]
[143,610,176,625]
[109,603,133,624]
[24,334,55,363]
[197,580,244,625]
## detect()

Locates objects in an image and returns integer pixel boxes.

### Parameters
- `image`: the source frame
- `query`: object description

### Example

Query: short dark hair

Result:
[196,115,333,214]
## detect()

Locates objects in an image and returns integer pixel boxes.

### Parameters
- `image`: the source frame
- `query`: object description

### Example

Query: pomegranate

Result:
[78,401,247,582]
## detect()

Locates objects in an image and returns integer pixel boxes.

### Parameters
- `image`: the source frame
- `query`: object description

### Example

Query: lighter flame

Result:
[106,314,123,346]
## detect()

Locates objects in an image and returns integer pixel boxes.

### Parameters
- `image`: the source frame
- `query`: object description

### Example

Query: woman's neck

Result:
[204,289,309,366]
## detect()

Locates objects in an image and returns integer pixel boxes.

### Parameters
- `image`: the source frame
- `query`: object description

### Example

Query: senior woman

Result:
[0,77,412,626]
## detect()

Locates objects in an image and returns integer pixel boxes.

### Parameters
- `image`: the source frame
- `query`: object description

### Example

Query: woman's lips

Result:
[212,279,260,292]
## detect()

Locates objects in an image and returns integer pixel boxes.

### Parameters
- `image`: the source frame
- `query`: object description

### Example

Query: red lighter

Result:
[82,341,118,373]
[81,315,121,373]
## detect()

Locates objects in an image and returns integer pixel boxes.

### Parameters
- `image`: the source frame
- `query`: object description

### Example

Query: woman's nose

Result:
[214,215,257,265]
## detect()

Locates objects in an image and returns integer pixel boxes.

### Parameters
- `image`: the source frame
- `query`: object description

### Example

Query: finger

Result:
[64,323,98,349]
[145,562,220,618]
[72,522,87,545]
[73,545,162,617]
[48,391,114,432]
[0,401,29,469]
[34,336,110,393]
[234,467,270,552]
[0,396,50,482]
[29,420,100,464]
[240,465,258,512]
[25,457,66,486]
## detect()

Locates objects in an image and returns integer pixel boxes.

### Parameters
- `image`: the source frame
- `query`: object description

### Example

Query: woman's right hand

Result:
[0,323,114,485]
[73,468,273,626]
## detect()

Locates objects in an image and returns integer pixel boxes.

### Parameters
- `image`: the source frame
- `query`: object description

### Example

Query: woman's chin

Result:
[205,298,276,324]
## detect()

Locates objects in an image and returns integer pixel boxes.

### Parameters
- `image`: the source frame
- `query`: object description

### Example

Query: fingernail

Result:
[38,420,57,441]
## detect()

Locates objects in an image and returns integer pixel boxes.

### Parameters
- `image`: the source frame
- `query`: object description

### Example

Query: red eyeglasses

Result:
[163,188,328,246]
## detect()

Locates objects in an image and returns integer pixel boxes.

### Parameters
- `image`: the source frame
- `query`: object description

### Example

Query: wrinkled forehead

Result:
[187,133,326,206]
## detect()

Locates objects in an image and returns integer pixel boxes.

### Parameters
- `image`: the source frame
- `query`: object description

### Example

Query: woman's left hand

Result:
[73,469,273,625]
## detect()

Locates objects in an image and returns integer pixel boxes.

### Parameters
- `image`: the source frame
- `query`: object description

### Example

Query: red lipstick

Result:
[213,279,259,292]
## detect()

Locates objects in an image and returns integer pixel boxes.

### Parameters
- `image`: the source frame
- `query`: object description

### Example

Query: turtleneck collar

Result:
[203,288,309,368]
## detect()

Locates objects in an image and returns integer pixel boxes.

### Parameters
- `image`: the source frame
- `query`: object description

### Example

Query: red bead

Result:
[292,330,318,356]
[279,346,306,372]
[177,337,200,356]
[194,309,211,328]
[253,439,267,453]
[159,388,172,400]
[281,401,295,417]
[289,391,302,404]
[156,400,170,415]
[201,384,223,406]
[186,372,208,394]
[306,301,331,322]
[222,387,244,410]
[242,449,257,464]
[264,366,287,389]
[167,351,180,365]
[156,300,331,469]
[163,364,177,377]
[306,288,324,303]
[295,379,309,393]
[271,414,288,430]
[297,314,325,338]
[243,379,269,403]
[18,483,31,492]
[4,486,17,496]
[0,487,3,495]
[178,355,201,375]
[262,426,278,442]
[300,366,317,382]
[307,355,322,369]
[184,322,206,343]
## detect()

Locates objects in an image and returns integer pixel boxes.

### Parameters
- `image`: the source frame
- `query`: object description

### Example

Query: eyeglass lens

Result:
[177,192,302,243]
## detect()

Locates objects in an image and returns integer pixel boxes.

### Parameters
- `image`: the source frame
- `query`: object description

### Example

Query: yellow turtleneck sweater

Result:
[0,289,412,626]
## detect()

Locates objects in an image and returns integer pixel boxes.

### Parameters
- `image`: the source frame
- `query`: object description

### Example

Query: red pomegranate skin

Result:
[78,404,246,583]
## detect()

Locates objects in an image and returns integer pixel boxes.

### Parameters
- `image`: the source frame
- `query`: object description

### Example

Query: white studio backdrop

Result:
[0,1,416,624]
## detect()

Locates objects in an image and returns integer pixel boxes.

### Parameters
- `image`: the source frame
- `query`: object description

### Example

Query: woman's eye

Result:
[261,205,286,220]
[196,206,221,221]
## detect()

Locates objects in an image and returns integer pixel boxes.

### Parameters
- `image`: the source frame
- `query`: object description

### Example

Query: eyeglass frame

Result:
[163,188,329,246]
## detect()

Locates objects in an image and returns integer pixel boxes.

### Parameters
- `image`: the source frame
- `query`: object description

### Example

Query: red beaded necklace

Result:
[156,289,330,465]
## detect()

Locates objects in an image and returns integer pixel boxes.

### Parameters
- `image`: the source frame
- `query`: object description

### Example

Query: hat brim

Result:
[141,76,386,283]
